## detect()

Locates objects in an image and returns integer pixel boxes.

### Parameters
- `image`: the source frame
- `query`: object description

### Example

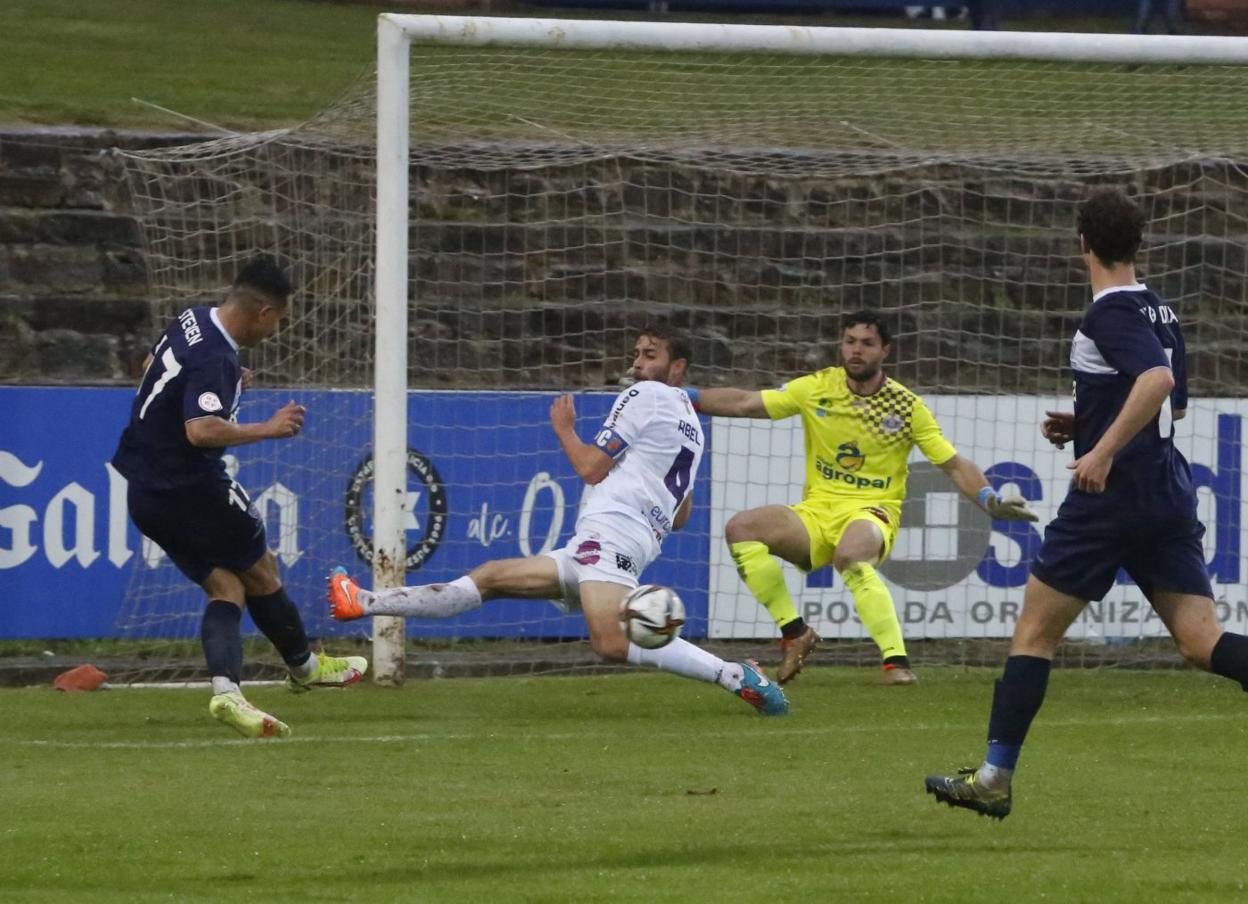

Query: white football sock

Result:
[978,762,1013,790]
[626,637,729,685]
[363,576,483,618]
[716,662,745,692]
[291,652,318,679]
[211,677,240,696]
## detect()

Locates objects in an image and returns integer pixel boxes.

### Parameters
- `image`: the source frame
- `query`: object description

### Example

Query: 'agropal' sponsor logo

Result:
[835,441,865,472]
[815,449,892,491]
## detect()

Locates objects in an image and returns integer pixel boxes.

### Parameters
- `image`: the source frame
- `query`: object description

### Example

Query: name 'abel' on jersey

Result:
[587,381,705,546]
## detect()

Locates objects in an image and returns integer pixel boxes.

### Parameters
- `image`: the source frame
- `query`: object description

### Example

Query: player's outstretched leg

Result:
[924,768,1011,820]
[327,566,483,621]
[209,691,291,739]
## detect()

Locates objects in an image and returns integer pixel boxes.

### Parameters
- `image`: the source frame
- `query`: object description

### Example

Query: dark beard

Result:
[845,362,880,383]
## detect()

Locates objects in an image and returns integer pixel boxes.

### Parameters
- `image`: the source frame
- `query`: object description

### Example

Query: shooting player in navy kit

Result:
[924,189,1248,818]
[113,255,366,738]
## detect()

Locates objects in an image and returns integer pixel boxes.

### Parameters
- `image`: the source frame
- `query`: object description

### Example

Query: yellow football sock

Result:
[841,561,906,660]
[729,540,800,630]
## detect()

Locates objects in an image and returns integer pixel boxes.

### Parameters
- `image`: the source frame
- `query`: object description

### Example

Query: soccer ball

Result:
[620,584,686,649]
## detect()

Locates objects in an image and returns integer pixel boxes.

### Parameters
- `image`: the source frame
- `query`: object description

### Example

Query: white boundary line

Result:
[5,712,1227,750]
[103,680,287,690]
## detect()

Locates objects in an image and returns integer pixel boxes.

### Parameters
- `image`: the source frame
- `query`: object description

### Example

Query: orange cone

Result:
[53,664,108,692]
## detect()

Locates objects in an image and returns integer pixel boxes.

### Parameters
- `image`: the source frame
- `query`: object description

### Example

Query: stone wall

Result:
[0,128,199,384]
[4,128,1246,396]
[402,159,1248,394]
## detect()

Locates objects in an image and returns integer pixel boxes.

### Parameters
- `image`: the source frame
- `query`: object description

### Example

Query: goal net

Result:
[112,18,1248,683]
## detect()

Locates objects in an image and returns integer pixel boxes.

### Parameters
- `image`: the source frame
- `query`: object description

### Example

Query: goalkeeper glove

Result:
[976,486,1038,522]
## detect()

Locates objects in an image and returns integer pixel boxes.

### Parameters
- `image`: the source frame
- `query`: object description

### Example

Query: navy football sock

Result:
[1210,633,1248,691]
[985,655,1052,770]
[201,600,243,685]
[246,587,312,669]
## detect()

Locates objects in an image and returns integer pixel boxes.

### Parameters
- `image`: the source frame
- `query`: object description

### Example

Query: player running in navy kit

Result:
[924,189,1248,818]
[113,255,366,738]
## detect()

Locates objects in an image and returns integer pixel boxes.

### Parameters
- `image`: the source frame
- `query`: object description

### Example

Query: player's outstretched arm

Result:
[185,400,306,448]
[549,394,614,485]
[690,387,768,418]
[938,455,1038,522]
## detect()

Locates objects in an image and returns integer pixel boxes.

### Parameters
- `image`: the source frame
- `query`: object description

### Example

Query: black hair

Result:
[842,310,892,346]
[638,322,692,365]
[1077,189,1146,266]
[233,254,292,304]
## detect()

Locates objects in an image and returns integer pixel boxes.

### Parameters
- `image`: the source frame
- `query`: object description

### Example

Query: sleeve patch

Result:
[197,391,223,413]
[593,427,630,459]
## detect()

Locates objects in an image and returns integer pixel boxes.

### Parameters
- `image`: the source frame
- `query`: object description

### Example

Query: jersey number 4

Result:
[663,446,695,504]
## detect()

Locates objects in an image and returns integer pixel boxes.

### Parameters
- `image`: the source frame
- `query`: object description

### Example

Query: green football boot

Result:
[285,652,368,694]
[209,692,291,739]
[924,767,1012,820]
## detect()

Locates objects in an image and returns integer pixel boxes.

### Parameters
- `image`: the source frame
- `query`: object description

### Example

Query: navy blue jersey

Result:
[112,307,242,490]
[1070,284,1191,507]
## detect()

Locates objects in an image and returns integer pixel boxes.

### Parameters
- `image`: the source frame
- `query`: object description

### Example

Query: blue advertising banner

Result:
[1,387,711,640]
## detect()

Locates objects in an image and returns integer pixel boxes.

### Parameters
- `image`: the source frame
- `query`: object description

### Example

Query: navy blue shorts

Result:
[127,478,268,586]
[1031,492,1213,602]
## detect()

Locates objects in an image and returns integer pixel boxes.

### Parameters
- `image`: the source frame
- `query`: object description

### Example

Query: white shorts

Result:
[542,515,657,613]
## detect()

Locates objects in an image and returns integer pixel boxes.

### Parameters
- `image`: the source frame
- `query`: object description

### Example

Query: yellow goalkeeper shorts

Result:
[789,499,901,572]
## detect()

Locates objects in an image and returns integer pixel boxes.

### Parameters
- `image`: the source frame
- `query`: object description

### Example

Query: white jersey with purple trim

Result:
[585,380,704,551]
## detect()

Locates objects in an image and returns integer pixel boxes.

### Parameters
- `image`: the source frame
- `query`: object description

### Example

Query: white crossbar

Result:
[385,14,1248,66]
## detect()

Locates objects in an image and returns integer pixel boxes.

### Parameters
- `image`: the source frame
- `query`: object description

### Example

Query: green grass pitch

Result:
[5,0,1188,131]
[2,666,1246,902]
[7,2,1248,901]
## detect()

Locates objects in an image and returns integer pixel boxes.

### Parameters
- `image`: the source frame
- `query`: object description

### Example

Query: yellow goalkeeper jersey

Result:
[760,367,957,507]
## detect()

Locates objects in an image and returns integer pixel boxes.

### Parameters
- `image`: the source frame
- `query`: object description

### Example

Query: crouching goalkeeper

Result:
[691,310,1037,686]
